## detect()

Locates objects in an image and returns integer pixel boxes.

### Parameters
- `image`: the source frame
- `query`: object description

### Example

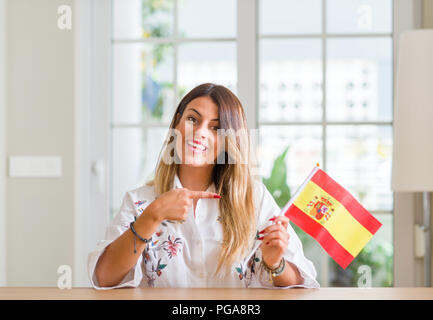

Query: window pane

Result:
[260,39,322,122]
[326,37,392,122]
[260,0,322,35]
[178,42,236,94]
[329,213,393,287]
[327,0,392,34]
[112,0,174,39]
[111,127,169,211]
[327,125,393,211]
[259,125,323,193]
[178,0,236,38]
[112,43,175,124]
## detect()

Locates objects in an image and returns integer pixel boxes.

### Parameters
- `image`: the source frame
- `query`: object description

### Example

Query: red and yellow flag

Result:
[282,165,382,269]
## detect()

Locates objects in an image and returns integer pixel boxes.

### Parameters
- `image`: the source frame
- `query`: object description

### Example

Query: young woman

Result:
[88,83,319,289]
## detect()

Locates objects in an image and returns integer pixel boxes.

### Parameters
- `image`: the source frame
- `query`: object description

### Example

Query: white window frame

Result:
[74,0,112,287]
[75,0,421,287]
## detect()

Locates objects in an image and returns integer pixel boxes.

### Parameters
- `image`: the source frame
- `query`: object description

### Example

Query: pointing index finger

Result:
[188,190,221,199]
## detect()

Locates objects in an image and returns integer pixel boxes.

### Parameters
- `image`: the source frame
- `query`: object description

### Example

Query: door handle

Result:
[91,159,105,193]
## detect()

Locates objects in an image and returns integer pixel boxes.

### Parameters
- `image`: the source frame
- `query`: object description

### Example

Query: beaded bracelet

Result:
[262,258,286,283]
[129,221,151,254]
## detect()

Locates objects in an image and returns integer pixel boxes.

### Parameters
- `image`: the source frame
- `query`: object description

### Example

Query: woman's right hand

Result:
[144,188,221,223]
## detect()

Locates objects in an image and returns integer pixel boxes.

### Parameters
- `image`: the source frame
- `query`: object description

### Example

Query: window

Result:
[110,0,394,287]
[258,0,393,286]
[111,0,237,219]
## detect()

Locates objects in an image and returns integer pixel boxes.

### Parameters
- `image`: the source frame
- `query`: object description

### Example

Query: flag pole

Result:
[279,163,321,217]
[243,164,321,266]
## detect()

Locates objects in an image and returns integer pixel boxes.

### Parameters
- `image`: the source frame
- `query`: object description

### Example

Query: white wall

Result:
[0,0,7,286]
[5,0,75,286]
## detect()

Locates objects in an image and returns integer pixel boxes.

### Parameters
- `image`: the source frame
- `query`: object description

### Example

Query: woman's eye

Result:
[212,126,220,131]
[186,116,197,123]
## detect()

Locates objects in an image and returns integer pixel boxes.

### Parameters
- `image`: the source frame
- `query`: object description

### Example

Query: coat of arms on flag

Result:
[281,165,382,269]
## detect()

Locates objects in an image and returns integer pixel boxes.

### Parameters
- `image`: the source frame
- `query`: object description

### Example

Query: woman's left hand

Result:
[259,215,290,268]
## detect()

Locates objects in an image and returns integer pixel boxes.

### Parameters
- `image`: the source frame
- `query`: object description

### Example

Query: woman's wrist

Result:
[135,202,163,235]
[142,199,164,224]
[262,257,282,270]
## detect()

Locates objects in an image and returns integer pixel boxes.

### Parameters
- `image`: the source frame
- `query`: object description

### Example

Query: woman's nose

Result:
[193,123,207,138]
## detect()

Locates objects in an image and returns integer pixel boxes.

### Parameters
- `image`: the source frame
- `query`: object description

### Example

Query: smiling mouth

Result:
[186,140,207,152]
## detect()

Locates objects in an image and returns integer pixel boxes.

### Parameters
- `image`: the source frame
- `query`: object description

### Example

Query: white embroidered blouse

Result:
[87,174,320,289]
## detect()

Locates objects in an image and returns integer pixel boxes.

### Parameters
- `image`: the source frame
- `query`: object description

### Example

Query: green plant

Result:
[330,238,393,287]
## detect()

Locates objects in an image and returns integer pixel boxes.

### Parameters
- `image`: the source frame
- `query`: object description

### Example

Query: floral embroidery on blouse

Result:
[235,230,260,287]
[162,235,183,259]
[144,258,167,287]
[235,248,261,286]
[235,265,247,280]
[248,253,261,275]
[134,200,148,214]
[154,258,167,276]
[142,229,184,287]
[134,200,147,207]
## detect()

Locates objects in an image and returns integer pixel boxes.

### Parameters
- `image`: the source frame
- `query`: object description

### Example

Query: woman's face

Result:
[174,96,220,167]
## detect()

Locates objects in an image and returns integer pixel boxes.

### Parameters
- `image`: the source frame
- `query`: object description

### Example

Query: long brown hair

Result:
[147,83,257,275]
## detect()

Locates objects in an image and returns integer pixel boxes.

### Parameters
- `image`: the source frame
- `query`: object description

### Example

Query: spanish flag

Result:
[282,165,382,269]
